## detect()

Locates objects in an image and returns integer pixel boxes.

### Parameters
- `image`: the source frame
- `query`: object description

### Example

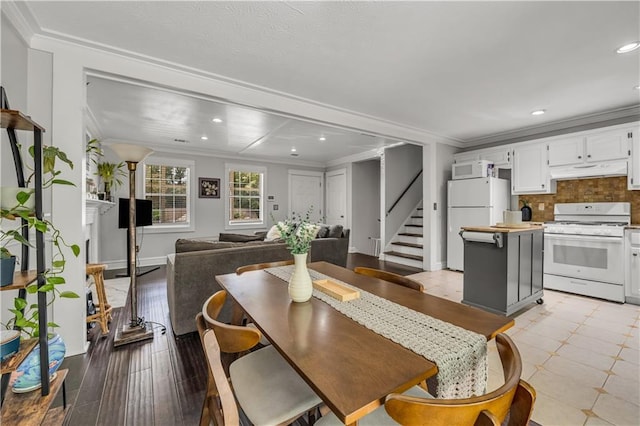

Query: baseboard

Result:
[102,255,167,271]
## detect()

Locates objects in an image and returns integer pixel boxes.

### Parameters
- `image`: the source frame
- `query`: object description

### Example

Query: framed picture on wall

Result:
[199,177,220,198]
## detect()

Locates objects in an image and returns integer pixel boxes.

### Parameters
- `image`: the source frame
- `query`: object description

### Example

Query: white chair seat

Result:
[231,345,322,425]
[315,385,433,425]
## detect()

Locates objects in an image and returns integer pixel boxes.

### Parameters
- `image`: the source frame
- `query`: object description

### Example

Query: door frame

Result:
[325,168,348,229]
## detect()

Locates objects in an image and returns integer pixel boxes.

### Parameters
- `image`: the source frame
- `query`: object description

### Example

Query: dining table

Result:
[215,261,514,425]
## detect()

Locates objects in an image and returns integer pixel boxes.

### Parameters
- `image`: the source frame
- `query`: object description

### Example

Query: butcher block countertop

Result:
[626,225,640,229]
[461,224,544,233]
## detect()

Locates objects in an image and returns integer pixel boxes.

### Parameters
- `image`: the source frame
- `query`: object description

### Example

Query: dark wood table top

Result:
[216,261,514,425]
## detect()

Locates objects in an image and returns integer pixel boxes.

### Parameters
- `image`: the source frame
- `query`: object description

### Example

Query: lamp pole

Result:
[110,144,154,347]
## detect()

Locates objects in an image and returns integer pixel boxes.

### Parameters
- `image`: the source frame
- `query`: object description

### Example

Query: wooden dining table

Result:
[215,261,514,425]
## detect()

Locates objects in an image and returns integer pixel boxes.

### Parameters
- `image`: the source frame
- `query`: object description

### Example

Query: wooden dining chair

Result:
[315,333,535,426]
[197,290,323,426]
[235,259,294,274]
[354,266,425,292]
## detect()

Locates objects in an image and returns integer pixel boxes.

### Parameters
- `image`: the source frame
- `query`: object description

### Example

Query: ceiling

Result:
[15,1,640,164]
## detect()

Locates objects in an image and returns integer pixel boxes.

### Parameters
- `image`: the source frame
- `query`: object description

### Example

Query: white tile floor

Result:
[408,270,640,426]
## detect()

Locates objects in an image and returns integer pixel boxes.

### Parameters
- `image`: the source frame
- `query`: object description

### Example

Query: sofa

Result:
[166,228,350,336]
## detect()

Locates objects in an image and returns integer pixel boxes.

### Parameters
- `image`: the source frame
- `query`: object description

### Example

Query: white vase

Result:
[288,253,313,303]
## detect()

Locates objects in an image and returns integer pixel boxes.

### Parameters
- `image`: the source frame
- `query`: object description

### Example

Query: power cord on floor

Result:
[131,316,167,335]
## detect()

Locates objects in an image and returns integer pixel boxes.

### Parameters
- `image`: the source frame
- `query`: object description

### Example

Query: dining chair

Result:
[353,266,425,292]
[197,290,323,426]
[235,259,294,274]
[315,333,535,426]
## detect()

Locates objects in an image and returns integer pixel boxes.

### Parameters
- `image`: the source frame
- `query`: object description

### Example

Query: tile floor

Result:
[408,270,640,426]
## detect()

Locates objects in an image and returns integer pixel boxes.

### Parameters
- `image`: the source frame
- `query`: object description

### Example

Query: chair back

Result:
[384,334,535,426]
[202,290,262,353]
[200,326,240,426]
[236,259,294,275]
[354,266,424,292]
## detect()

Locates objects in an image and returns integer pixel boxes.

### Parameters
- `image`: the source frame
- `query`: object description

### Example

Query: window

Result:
[225,163,266,228]
[142,158,194,230]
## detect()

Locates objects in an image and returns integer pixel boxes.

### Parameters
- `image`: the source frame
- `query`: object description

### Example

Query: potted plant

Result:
[274,208,320,302]
[95,161,125,202]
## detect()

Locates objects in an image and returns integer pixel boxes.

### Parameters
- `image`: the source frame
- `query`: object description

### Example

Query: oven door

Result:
[544,233,625,284]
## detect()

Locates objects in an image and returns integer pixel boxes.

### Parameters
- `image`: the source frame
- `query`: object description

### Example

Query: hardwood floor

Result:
[56,254,421,425]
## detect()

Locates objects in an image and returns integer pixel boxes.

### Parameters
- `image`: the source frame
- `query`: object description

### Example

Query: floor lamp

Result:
[110,143,155,347]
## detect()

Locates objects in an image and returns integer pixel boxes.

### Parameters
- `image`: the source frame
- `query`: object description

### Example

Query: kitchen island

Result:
[460,224,544,316]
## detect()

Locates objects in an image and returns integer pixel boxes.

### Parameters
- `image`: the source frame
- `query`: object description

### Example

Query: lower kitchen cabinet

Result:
[461,226,544,316]
[626,229,640,305]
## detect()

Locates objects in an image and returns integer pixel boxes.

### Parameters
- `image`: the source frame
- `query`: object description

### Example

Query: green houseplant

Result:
[95,160,126,201]
[1,145,80,337]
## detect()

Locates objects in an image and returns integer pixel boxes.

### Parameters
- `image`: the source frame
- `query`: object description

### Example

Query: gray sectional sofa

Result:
[166,229,350,336]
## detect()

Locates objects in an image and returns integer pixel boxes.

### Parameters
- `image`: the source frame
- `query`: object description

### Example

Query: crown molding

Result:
[1,1,37,45]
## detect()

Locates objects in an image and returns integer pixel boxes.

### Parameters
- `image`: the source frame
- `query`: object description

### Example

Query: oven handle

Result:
[544,233,623,244]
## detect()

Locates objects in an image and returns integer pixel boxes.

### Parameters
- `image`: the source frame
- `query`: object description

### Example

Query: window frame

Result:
[140,156,195,233]
[225,163,267,230]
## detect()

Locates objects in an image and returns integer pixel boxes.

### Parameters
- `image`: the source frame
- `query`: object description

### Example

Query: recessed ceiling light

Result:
[319,137,326,141]
[212,117,223,123]
[531,109,546,116]
[634,85,640,90]
[291,148,297,152]
[200,136,208,140]
[616,42,640,53]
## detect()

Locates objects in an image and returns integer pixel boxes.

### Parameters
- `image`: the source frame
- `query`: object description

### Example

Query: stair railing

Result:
[386,169,422,217]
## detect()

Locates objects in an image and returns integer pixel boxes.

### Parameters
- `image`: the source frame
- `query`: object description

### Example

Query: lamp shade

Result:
[109,144,153,163]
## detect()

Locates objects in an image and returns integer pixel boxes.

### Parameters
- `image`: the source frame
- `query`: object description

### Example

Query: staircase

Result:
[383,206,424,269]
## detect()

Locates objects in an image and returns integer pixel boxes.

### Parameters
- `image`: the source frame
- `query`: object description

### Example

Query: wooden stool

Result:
[86,263,113,335]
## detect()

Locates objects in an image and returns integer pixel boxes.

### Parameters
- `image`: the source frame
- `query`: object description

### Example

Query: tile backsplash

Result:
[518,177,640,224]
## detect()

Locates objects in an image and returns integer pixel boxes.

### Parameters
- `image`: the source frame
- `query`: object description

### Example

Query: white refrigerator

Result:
[447,177,510,271]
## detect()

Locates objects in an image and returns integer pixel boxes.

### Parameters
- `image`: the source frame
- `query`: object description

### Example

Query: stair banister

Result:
[386,169,422,217]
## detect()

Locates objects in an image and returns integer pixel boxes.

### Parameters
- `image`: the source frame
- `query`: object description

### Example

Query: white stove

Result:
[544,202,630,302]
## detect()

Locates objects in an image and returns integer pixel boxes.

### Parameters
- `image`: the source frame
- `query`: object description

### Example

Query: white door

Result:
[288,171,323,222]
[447,207,492,271]
[326,169,347,227]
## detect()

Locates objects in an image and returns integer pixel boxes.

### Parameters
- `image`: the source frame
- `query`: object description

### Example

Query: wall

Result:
[98,153,324,268]
[519,177,640,224]
[351,159,380,255]
[383,144,423,248]
[435,143,456,267]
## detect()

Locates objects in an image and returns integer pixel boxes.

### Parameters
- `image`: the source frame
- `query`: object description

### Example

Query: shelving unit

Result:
[1,101,57,410]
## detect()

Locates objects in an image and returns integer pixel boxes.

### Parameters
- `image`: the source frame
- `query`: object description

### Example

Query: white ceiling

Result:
[15,1,640,164]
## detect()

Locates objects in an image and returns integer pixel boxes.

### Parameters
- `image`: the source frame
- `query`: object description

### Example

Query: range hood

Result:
[549,160,628,180]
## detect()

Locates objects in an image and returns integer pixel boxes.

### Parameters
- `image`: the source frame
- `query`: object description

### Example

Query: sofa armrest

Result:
[310,230,350,267]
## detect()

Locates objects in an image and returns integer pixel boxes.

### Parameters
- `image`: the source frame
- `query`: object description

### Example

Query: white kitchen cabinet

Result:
[479,146,512,168]
[628,129,639,190]
[625,229,640,305]
[512,142,555,194]
[453,151,479,164]
[585,128,629,163]
[547,136,584,166]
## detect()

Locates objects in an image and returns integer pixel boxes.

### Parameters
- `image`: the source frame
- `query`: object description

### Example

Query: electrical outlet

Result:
[273,204,279,210]
[538,203,544,211]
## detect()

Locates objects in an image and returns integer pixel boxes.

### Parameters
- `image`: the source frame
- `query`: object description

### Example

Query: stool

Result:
[86,263,113,335]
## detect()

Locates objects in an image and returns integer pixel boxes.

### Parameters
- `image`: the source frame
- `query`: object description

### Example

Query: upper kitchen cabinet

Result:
[512,142,555,194]
[453,145,512,168]
[628,129,639,190]
[548,136,585,166]
[584,128,630,163]
[548,129,629,167]
[478,146,512,168]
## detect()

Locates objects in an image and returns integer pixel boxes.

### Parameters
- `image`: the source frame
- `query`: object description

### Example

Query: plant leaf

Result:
[51,179,75,186]
[59,291,80,298]
[47,276,65,285]
[71,244,81,257]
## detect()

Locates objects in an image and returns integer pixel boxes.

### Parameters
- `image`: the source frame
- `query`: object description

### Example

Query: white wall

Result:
[98,152,323,269]
[383,144,423,249]
[351,159,380,255]
[436,143,456,268]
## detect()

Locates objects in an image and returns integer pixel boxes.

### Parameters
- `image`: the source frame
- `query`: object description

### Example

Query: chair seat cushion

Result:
[230,345,322,425]
[315,385,433,425]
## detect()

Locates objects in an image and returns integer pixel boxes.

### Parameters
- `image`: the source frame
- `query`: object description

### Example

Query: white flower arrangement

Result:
[274,208,320,255]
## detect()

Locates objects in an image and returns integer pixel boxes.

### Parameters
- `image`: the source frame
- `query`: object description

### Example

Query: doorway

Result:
[288,170,324,222]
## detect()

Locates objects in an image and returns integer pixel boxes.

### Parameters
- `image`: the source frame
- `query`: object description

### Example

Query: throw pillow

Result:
[327,224,344,238]
[219,233,265,243]
[316,225,330,238]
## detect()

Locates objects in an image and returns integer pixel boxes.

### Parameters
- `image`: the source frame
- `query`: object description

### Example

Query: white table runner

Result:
[265,265,488,399]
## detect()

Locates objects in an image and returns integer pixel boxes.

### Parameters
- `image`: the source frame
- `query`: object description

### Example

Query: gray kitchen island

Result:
[460,225,544,316]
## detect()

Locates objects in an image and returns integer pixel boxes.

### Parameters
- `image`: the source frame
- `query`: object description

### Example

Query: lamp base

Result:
[113,321,154,347]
